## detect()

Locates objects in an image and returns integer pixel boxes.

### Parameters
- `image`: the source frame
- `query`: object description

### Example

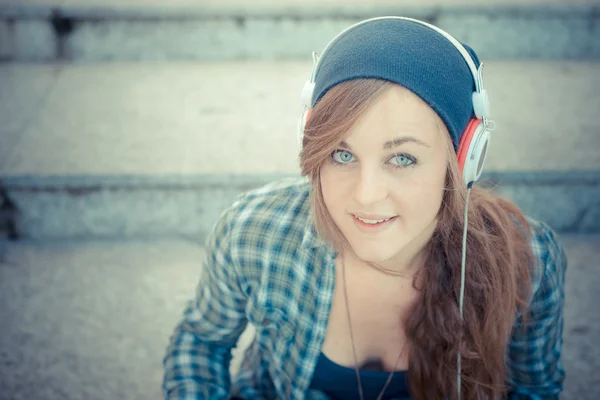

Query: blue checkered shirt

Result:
[162,177,566,399]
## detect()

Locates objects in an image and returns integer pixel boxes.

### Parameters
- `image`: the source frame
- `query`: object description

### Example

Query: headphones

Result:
[297,16,496,188]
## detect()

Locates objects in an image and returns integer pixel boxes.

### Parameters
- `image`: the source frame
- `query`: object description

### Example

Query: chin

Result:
[350,240,406,264]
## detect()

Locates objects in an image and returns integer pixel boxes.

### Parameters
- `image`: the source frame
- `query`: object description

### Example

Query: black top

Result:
[308,351,411,400]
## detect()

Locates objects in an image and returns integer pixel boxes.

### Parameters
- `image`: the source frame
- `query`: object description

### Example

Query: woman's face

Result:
[320,84,449,272]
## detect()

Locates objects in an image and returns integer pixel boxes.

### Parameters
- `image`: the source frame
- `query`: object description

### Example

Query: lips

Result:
[351,213,398,233]
[352,212,397,221]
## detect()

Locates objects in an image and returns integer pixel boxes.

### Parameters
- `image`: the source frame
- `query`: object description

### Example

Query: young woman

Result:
[162,17,567,400]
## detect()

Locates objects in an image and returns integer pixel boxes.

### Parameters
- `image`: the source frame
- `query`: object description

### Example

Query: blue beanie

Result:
[310,18,482,152]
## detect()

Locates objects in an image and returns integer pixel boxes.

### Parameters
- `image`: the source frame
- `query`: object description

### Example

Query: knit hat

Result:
[309,18,483,152]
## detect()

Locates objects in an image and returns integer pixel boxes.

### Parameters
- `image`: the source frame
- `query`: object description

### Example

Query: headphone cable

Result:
[458,181,473,399]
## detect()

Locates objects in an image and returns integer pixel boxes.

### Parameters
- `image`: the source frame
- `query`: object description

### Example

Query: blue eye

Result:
[331,150,355,164]
[330,150,418,169]
[390,153,416,168]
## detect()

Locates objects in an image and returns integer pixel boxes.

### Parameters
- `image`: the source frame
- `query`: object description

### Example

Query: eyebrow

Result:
[339,135,431,150]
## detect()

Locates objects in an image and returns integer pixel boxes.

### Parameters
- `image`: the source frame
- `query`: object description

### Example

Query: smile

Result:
[353,215,395,224]
[352,214,398,232]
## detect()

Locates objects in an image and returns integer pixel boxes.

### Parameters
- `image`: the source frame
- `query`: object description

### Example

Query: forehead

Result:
[349,84,445,147]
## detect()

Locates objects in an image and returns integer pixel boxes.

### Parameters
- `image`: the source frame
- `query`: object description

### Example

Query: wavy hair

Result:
[299,78,534,400]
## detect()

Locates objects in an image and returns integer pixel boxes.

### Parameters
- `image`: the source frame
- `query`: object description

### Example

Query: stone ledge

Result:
[0,4,598,61]
[1,170,598,240]
[1,3,598,19]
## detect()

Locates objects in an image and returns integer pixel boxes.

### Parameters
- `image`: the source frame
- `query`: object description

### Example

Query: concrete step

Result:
[0,60,599,239]
[0,0,599,62]
[0,234,599,399]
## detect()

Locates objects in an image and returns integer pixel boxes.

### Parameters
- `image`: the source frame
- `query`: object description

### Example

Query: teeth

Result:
[354,215,393,224]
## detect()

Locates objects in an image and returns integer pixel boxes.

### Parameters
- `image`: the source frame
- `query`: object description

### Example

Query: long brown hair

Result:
[299,78,534,400]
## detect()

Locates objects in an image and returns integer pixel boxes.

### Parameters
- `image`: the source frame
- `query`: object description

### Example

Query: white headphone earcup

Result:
[298,81,315,148]
[462,126,491,186]
[301,81,315,107]
[297,108,309,147]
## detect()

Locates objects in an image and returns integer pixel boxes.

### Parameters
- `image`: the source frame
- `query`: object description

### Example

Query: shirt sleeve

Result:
[162,199,249,399]
[506,221,568,399]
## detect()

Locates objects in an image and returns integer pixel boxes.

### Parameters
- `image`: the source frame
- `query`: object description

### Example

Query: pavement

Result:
[0,234,598,400]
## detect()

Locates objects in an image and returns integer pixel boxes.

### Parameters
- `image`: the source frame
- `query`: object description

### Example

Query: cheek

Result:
[320,174,357,229]
[320,168,343,208]
[398,169,446,212]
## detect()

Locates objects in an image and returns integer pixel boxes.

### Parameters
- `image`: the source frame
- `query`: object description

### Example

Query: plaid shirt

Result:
[162,177,567,400]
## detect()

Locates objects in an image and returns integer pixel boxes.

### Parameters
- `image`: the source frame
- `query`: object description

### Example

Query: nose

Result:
[353,166,388,206]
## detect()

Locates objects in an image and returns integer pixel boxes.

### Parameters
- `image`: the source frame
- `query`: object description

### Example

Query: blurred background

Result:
[0,0,599,399]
